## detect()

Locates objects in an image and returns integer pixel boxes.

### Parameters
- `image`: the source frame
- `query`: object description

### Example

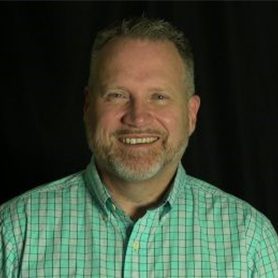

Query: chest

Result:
[18,209,247,278]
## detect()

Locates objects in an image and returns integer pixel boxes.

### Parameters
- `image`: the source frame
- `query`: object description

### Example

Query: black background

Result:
[1,2,278,231]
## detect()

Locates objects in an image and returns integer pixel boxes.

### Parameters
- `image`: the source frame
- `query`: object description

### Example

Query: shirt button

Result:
[101,215,107,221]
[133,241,140,250]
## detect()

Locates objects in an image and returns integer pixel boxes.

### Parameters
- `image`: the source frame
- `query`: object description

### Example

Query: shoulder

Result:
[185,174,264,217]
[0,171,87,273]
[182,174,278,275]
[0,171,86,224]
[184,174,278,249]
[186,175,272,221]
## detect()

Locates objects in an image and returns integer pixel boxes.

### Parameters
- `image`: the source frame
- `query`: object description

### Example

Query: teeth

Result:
[121,137,158,145]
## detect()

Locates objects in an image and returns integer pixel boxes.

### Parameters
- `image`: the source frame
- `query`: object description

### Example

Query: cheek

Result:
[89,106,121,135]
[157,109,188,135]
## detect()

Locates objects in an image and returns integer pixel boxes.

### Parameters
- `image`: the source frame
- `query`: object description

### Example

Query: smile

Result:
[120,137,159,145]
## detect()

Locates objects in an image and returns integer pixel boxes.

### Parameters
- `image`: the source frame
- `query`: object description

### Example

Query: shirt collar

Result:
[84,156,187,216]
[84,156,111,214]
[166,162,187,208]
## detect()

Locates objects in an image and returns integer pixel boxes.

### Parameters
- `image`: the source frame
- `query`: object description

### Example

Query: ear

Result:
[83,86,90,114]
[188,95,200,136]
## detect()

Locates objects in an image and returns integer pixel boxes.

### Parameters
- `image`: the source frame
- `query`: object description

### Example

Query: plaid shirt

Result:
[1,157,278,277]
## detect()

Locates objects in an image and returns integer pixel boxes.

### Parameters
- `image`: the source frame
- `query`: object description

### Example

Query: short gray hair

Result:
[88,16,195,96]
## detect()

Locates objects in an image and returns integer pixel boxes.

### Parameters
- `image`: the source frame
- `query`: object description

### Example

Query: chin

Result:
[109,162,163,182]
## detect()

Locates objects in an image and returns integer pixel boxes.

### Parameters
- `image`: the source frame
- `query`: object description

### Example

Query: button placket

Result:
[123,209,160,277]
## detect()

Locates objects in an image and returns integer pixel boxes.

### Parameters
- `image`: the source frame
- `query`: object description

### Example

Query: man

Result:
[1,17,278,277]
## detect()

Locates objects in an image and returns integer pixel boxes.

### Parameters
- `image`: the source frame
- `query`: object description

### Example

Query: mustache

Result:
[114,129,163,136]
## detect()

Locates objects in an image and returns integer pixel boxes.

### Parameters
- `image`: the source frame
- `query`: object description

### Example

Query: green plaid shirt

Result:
[1,157,278,277]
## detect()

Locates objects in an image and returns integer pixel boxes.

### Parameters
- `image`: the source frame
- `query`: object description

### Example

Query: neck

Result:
[99,164,178,220]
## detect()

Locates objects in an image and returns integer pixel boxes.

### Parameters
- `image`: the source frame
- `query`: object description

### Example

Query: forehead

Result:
[95,38,186,86]
[99,37,183,66]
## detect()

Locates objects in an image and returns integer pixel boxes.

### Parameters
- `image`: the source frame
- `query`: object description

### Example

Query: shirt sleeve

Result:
[0,205,19,278]
[247,214,278,278]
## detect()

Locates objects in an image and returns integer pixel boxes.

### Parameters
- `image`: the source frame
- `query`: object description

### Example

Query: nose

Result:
[121,98,151,127]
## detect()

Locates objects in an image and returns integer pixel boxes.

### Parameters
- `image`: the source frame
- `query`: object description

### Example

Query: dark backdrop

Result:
[1,2,278,231]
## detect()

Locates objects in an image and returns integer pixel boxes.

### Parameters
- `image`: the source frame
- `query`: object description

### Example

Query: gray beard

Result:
[92,139,188,183]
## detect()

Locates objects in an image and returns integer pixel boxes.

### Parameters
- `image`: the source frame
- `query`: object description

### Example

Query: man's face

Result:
[84,38,200,182]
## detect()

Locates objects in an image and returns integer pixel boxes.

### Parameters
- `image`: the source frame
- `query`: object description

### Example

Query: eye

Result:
[155,94,164,100]
[103,91,129,103]
[109,93,125,98]
[152,93,169,102]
